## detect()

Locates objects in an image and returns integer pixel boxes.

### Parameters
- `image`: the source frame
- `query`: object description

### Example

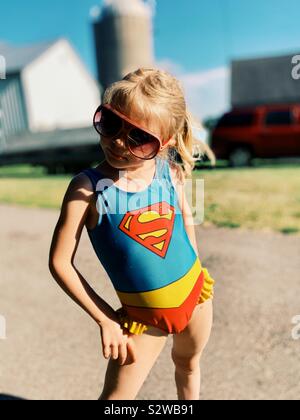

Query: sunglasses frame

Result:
[93,103,173,160]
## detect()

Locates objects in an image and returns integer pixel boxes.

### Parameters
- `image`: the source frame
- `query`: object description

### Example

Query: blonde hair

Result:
[102,67,216,182]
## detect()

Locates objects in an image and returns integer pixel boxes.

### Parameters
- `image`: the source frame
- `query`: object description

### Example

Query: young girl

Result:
[49,67,215,401]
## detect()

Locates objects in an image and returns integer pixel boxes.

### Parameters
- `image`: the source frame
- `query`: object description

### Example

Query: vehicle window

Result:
[265,110,294,126]
[217,113,255,127]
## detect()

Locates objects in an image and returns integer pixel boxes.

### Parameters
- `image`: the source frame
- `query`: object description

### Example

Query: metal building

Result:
[93,0,154,93]
[231,52,300,107]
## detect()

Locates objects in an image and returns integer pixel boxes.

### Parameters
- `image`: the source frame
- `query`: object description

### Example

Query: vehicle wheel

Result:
[229,147,252,167]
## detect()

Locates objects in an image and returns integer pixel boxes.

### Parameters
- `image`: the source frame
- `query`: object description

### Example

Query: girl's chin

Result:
[106,154,130,168]
[106,149,128,161]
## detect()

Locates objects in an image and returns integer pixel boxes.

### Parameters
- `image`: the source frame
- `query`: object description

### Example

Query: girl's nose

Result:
[114,133,130,146]
[113,137,126,147]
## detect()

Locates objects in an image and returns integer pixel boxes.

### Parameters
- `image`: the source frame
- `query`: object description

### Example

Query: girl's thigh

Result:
[172,299,213,360]
[100,325,168,400]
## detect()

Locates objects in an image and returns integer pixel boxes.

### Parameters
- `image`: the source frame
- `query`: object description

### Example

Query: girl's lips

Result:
[107,149,126,160]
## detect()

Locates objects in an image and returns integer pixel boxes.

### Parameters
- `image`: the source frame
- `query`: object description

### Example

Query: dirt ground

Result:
[0,203,299,400]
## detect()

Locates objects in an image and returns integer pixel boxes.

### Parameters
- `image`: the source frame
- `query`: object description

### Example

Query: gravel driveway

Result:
[0,204,299,400]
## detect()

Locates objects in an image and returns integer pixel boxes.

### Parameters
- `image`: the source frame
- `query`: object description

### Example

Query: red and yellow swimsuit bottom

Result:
[115,260,215,336]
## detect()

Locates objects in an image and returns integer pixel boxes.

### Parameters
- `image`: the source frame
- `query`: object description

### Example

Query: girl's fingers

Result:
[101,330,111,359]
[118,342,127,365]
[111,343,119,360]
[101,327,132,362]
[103,345,111,359]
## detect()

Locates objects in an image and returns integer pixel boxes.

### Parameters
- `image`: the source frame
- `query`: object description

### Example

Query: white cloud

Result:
[155,59,185,75]
[156,59,231,122]
[181,67,228,88]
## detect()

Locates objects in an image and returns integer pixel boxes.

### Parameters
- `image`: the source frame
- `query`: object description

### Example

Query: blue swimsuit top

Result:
[82,156,206,334]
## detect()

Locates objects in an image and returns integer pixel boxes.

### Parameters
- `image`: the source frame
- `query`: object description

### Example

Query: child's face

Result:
[97,105,171,169]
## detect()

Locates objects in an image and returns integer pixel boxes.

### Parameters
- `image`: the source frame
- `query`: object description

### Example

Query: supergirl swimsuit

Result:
[82,157,214,335]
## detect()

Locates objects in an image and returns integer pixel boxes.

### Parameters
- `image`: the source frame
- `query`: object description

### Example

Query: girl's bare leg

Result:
[171,299,213,400]
[99,326,168,400]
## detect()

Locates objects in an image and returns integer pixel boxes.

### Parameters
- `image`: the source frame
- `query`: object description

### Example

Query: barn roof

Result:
[0,39,58,74]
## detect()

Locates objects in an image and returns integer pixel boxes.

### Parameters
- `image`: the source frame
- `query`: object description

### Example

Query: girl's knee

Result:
[171,350,202,375]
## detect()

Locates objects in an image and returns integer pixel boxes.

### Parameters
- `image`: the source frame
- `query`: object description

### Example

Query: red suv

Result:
[211,104,300,166]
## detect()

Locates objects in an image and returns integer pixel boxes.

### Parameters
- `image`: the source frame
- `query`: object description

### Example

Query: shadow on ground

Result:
[0,394,26,401]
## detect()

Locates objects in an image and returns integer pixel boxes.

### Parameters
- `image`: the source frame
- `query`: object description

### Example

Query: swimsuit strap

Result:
[81,167,107,195]
[155,156,164,180]
[157,157,174,190]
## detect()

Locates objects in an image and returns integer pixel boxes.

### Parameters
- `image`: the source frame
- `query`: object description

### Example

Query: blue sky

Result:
[1,0,300,119]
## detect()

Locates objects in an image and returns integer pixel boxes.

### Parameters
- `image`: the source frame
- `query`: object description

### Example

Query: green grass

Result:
[279,227,300,235]
[0,165,71,209]
[0,163,300,235]
[192,165,300,235]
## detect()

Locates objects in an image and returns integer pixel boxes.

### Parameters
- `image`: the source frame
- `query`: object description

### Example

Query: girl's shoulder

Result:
[80,163,118,193]
[56,172,96,233]
[66,170,96,200]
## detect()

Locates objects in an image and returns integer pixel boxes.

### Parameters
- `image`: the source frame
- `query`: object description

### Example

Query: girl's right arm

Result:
[48,173,136,365]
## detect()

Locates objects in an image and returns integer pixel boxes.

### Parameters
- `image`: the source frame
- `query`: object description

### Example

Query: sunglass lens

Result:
[94,107,122,137]
[128,129,160,159]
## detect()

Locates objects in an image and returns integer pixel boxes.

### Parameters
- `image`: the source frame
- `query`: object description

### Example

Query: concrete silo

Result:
[92,0,155,93]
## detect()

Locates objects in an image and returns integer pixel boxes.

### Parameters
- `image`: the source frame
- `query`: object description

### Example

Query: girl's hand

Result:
[99,318,137,366]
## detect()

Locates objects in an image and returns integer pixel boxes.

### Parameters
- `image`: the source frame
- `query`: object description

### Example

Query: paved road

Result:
[0,204,299,400]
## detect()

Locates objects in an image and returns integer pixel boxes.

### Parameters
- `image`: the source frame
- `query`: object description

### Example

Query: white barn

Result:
[0,38,100,147]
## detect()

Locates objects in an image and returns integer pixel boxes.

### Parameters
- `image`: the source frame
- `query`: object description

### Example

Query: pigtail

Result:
[169,109,216,182]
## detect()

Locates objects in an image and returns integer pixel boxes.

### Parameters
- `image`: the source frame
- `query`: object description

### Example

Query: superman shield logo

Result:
[118,201,175,258]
